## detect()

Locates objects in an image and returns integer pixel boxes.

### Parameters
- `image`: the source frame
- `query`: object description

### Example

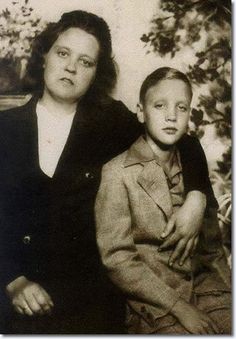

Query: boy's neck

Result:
[146,134,176,164]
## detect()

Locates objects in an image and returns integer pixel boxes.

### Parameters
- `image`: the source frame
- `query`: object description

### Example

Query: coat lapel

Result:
[137,161,173,219]
[125,136,173,219]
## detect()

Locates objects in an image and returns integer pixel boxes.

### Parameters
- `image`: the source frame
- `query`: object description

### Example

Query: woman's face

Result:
[43,27,100,104]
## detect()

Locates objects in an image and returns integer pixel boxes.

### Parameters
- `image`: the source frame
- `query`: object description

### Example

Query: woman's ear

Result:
[137,103,144,123]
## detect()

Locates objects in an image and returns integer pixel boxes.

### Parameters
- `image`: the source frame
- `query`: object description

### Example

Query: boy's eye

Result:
[178,105,187,112]
[155,103,164,109]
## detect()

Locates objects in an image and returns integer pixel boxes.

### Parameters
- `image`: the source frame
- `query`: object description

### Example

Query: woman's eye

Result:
[79,58,95,67]
[57,50,68,58]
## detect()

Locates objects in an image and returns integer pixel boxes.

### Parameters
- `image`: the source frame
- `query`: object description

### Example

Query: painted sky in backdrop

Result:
[0,0,193,110]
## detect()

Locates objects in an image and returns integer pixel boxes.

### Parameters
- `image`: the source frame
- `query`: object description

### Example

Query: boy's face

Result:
[138,79,191,147]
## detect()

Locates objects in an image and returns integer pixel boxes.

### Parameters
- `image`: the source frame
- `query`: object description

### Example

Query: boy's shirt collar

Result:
[124,136,155,167]
[124,136,182,180]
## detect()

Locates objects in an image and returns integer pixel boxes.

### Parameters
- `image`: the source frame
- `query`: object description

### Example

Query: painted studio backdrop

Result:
[0,0,231,263]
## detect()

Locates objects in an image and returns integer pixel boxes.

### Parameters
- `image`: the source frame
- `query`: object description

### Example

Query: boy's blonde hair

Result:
[139,67,193,104]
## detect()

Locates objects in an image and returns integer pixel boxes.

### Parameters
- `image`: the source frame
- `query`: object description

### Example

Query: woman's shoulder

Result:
[0,96,35,123]
[0,96,37,142]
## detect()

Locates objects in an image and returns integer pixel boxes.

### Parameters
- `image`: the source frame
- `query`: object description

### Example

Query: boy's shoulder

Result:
[103,149,129,172]
[102,135,154,177]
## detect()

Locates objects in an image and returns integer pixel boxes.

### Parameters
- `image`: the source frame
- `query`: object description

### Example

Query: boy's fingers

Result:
[210,320,220,333]
[161,216,176,238]
[179,239,194,265]
[159,233,179,250]
[168,239,185,266]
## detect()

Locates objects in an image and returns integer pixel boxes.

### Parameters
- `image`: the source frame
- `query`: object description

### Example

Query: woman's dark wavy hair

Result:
[139,67,193,104]
[22,10,117,105]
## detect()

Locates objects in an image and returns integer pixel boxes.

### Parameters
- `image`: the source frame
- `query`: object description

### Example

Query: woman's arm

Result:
[178,134,218,209]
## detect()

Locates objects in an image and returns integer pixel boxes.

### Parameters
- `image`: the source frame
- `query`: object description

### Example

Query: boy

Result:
[95,67,231,334]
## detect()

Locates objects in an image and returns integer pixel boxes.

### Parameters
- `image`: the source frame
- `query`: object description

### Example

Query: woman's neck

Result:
[146,134,175,164]
[39,92,77,118]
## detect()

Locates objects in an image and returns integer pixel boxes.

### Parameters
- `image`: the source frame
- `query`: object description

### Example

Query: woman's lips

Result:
[60,77,74,85]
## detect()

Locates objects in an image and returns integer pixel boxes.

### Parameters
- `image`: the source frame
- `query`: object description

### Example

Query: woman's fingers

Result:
[168,239,186,266]
[179,238,194,266]
[21,300,34,316]
[12,282,54,316]
[34,288,54,313]
[161,215,176,239]
[159,232,180,251]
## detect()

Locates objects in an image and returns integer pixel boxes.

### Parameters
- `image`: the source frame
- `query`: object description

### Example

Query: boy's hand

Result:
[171,298,219,334]
[159,191,206,266]
[6,276,54,316]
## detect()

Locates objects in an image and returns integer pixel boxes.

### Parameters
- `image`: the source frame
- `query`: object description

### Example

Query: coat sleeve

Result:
[0,111,28,291]
[178,134,218,210]
[95,161,182,319]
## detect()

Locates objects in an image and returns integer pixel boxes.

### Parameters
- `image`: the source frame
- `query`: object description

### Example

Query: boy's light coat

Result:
[95,136,230,332]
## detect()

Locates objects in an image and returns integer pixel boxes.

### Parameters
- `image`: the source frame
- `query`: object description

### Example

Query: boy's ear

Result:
[137,103,144,124]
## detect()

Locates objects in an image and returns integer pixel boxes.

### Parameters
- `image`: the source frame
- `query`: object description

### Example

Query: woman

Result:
[0,10,216,334]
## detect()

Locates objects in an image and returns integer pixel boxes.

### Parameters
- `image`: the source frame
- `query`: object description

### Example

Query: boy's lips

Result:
[162,127,178,134]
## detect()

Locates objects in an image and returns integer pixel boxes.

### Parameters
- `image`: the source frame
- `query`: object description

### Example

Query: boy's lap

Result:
[195,291,231,334]
[126,290,231,334]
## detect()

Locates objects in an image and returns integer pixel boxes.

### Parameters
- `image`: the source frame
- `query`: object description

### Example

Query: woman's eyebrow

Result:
[54,45,96,60]
[54,45,70,50]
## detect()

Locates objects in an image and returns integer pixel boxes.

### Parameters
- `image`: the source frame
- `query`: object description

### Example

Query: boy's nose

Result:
[165,109,177,122]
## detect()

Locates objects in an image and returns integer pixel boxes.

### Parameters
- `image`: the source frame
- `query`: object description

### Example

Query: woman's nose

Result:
[65,58,77,74]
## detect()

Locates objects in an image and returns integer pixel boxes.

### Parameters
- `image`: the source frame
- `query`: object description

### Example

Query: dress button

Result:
[85,172,94,179]
[22,235,31,244]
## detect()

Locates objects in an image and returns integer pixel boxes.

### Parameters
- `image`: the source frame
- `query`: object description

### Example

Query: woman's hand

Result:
[171,298,219,334]
[159,191,206,266]
[6,276,54,316]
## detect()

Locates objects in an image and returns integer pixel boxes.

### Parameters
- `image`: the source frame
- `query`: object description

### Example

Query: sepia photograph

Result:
[0,0,231,334]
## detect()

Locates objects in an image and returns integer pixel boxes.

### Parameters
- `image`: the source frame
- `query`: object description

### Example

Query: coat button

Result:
[22,235,31,244]
[184,273,192,281]
[140,306,146,313]
[85,172,94,179]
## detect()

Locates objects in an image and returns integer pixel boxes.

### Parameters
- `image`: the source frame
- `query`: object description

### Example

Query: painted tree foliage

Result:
[141,0,231,255]
[0,0,46,93]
